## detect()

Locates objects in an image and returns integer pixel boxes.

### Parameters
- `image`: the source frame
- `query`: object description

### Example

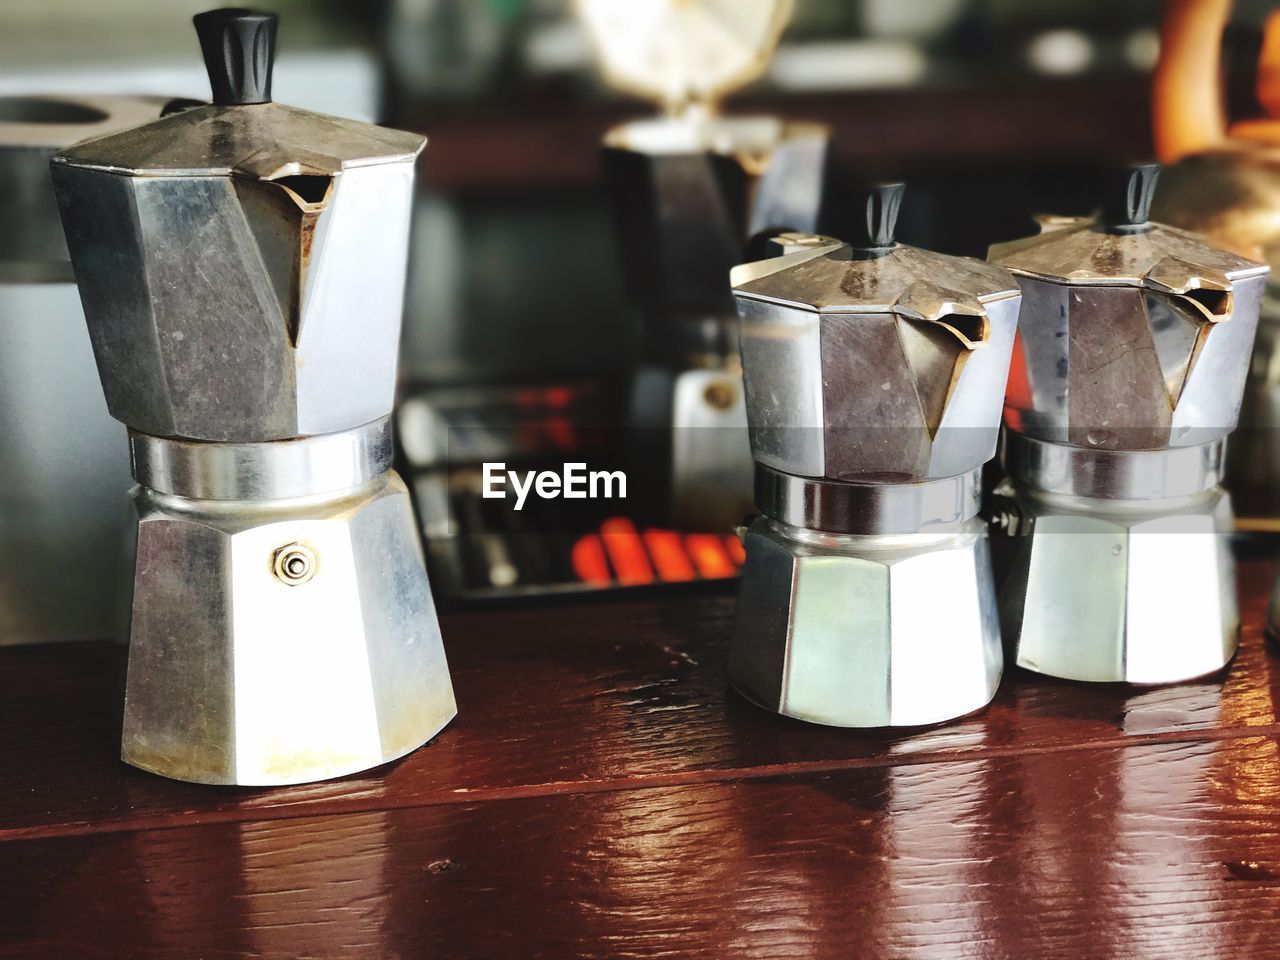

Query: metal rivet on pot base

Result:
[50,8,456,785]
[727,182,1022,728]
[272,542,317,586]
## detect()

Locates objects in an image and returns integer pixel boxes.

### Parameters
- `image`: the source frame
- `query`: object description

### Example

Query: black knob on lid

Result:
[851,182,904,254]
[1099,162,1160,234]
[193,8,277,106]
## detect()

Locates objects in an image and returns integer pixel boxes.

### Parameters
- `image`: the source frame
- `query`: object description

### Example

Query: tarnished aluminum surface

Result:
[53,101,423,178]
[49,10,454,784]
[731,515,1001,727]
[995,476,1236,684]
[990,218,1268,288]
[733,237,1019,319]
[734,267,1021,482]
[730,186,1015,728]
[998,252,1267,451]
[122,473,455,785]
[52,153,418,442]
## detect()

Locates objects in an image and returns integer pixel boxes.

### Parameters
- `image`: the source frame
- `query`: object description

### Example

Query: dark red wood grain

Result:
[1,561,1278,840]
[3,735,1280,959]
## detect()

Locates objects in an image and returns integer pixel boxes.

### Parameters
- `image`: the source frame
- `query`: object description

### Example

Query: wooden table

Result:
[3,560,1280,958]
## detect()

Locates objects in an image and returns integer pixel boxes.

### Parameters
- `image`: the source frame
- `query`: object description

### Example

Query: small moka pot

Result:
[728,183,1022,727]
[990,163,1269,684]
[51,8,456,784]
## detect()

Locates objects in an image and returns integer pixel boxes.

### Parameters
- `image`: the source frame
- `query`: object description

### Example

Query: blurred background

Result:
[9,0,1279,387]
[6,0,1280,597]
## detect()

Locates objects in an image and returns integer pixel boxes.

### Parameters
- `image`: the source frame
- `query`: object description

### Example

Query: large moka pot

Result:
[0,93,163,645]
[51,8,456,785]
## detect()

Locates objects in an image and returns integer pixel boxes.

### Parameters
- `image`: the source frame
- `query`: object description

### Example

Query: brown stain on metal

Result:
[122,745,233,786]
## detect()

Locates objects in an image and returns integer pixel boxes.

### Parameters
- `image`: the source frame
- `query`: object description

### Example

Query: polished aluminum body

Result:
[729,199,1021,728]
[50,11,455,784]
[122,424,452,786]
[602,115,827,528]
[995,434,1235,684]
[990,169,1268,684]
[0,94,163,645]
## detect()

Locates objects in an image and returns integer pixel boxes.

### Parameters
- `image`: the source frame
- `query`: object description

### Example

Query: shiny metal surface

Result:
[729,202,1015,728]
[733,234,1021,318]
[733,240,1021,482]
[52,111,424,443]
[54,101,422,178]
[993,223,1268,451]
[992,190,1265,685]
[755,464,980,535]
[130,418,392,501]
[123,473,456,786]
[989,217,1268,287]
[50,16,454,785]
[731,515,1001,727]
[1003,432,1225,500]
[996,477,1237,684]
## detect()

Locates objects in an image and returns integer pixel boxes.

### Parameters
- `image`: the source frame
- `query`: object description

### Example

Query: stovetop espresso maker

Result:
[728,184,1021,727]
[990,163,1269,684]
[51,8,456,784]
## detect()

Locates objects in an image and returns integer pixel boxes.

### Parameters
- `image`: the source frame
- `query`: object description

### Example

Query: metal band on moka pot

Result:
[728,184,1022,728]
[50,8,456,785]
[989,163,1269,685]
[578,0,827,529]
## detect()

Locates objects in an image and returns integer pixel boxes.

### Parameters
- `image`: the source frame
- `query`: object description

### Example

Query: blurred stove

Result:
[397,381,744,601]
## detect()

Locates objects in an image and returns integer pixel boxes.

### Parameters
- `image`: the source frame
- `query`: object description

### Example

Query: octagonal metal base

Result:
[730,516,1002,728]
[996,480,1237,684]
[121,472,456,785]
